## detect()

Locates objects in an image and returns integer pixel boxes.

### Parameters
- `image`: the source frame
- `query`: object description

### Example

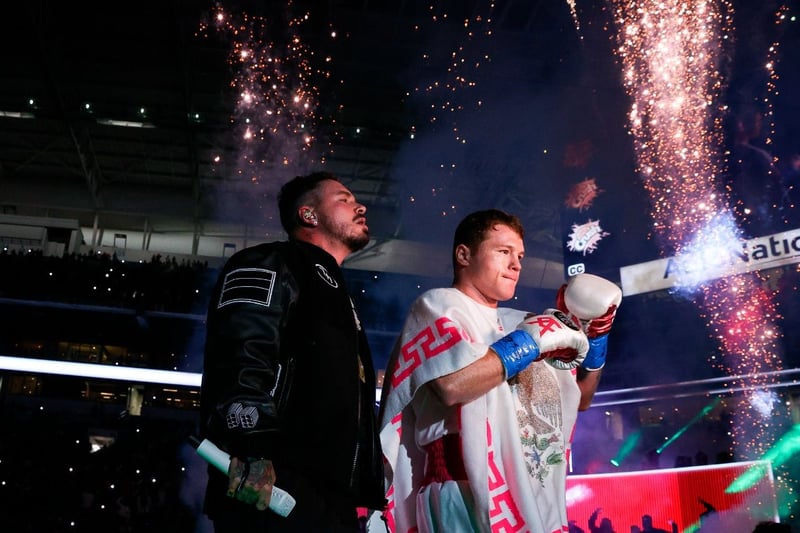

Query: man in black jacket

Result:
[200,171,386,532]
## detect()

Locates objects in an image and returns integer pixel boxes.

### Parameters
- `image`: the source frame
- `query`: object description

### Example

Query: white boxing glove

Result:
[490,309,589,377]
[515,309,589,370]
[555,273,622,370]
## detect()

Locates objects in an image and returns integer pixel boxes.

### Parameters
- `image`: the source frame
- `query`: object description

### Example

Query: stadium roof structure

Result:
[0,0,610,287]
[1,1,796,286]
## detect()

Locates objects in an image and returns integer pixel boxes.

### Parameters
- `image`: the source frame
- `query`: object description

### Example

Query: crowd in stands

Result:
[0,397,205,532]
[0,248,216,314]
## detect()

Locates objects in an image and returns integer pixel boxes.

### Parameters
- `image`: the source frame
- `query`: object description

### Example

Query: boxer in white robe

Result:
[377,210,621,533]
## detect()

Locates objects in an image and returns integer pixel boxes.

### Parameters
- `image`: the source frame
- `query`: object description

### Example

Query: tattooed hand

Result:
[226,457,276,511]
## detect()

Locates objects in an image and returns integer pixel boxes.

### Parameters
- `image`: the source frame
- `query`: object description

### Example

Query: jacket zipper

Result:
[349,360,362,489]
[269,363,283,398]
[272,358,295,414]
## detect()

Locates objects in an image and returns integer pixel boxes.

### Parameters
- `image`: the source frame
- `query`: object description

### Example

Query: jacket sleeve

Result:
[201,246,295,459]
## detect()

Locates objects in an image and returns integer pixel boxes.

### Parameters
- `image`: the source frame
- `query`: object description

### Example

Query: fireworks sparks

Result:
[395,1,500,219]
[197,3,335,184]
[603,3,800,518]
[407,2,496,148]
[761,5,790,151]
[607,0,788,463]
[566,0,581,35]
[610,0,733,250]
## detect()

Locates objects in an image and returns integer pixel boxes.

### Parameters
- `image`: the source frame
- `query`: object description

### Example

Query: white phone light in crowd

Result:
[189,436,296,517]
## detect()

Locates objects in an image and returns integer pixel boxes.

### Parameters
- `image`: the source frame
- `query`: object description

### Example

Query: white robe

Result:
[378,288,580,533]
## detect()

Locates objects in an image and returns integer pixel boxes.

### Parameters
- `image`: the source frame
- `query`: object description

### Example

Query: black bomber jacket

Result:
[200,239,385,511]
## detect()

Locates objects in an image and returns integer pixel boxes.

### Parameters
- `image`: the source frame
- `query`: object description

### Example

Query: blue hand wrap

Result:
[490,329,540,379]
[582,335,608,371]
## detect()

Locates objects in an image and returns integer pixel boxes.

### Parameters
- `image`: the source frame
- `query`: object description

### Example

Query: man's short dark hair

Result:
[452,209,524,270]
[278,171,340,234]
